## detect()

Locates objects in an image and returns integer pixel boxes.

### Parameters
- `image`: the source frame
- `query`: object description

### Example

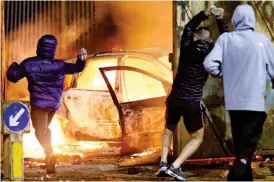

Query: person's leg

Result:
[156,103,181,176]
[160,128,173,163]
[165,128,204,181]
[227,111,249,181]
[171,127,204,168]
[45,110,57,173]
[165,100,204,181]
[240,111,266,161]
[47,111,55,126]
[160,102,181,163]
[31,107,53,156]
[156,128,173,176]
[227,111,266,181]
[45,110,56,156]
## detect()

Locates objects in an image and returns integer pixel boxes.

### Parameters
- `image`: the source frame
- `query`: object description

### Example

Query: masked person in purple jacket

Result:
[6,34,87,173]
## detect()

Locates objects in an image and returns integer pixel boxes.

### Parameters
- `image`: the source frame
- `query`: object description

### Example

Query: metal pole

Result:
[92,1,96,53]
[1,0,6,101]
[172,0,181,158]
[1,0,6,166]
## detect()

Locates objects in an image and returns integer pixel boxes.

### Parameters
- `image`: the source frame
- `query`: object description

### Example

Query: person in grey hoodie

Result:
[204,4,274,181]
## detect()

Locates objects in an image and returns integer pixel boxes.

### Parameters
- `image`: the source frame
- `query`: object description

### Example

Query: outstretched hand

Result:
[205,5,216,16]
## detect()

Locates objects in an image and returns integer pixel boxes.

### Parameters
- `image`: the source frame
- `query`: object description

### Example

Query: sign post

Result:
[2,101,30,181]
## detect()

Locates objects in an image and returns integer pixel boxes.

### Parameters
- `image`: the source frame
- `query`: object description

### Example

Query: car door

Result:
[99,66,172,155]
[61,56,124,141]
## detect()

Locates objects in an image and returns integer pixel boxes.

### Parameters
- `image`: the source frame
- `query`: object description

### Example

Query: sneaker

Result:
[156,161,168,177]
[227,158,253,181]
[165,165,187,181]
[46,154,57,174]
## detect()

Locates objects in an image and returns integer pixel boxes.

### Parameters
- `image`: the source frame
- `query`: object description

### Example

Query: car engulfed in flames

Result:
[23,51,173,159]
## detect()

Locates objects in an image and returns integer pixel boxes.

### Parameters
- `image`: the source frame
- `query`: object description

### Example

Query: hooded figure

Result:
[7,34,86,110]
[204,4,274,181]
[6,34,87,173]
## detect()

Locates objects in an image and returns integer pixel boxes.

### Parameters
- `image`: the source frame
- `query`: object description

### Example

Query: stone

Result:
[254,167,272,176]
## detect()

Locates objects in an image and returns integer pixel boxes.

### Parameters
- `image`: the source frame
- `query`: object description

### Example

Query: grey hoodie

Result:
[203,4,274,111]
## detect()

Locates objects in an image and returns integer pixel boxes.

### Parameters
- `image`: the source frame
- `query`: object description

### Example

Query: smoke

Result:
[95,1,172,51]
[4,1,172,100]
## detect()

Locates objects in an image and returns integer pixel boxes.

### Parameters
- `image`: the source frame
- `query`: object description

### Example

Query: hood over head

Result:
[36,34,58,58]
[232,4,256,31]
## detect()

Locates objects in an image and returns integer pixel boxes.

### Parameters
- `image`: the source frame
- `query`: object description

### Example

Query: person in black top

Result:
[156,6,228,181]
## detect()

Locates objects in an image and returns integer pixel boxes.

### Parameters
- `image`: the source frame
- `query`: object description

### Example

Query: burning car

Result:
[55,51,173,156]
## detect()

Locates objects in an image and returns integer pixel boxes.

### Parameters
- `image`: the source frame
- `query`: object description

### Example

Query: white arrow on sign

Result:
[9,108,25,127]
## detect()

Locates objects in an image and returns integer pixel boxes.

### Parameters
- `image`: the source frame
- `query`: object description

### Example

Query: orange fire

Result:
[23,115,106,158]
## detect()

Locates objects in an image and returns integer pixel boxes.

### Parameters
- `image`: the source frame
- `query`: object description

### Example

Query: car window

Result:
[124,57,172,83]
[76,58,118,90]
[109,70,167,102]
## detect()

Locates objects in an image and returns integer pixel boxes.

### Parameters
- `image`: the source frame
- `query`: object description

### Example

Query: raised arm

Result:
[64,56,86,74]
[203,34,224,77]
[64,48,87,74]
[216,18,228,34]
[6,61,27,83]
[215,8,229,34]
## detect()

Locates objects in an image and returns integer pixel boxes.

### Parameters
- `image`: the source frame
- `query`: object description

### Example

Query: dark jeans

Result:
[31,106,56,157]
[227,110,267,181]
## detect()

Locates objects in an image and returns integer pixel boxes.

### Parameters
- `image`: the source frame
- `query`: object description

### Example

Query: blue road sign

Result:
[3,102,30,133]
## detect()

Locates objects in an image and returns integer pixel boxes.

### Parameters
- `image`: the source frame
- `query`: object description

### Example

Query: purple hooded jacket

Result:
[6,34,86,111]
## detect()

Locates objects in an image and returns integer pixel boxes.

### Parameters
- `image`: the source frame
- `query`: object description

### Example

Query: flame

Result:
[23,115,105,158]
[76,58,118,90]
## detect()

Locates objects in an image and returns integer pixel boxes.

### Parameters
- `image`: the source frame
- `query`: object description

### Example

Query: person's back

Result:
[24,56,66,110]
[221,30,271,111]
[204,5,274,111]
[220,6,271,111]
[171,42,210,101]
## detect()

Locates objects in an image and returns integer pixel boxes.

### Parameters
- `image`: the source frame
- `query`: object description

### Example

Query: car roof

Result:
[65,50,167,61]
[65,51,172,74]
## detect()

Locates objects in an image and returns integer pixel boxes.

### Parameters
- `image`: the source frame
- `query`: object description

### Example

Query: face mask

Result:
[193,39,213,58]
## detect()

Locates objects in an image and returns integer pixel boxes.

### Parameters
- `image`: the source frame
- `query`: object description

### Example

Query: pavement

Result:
[21,156,274,181]
[1,155,274,181]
